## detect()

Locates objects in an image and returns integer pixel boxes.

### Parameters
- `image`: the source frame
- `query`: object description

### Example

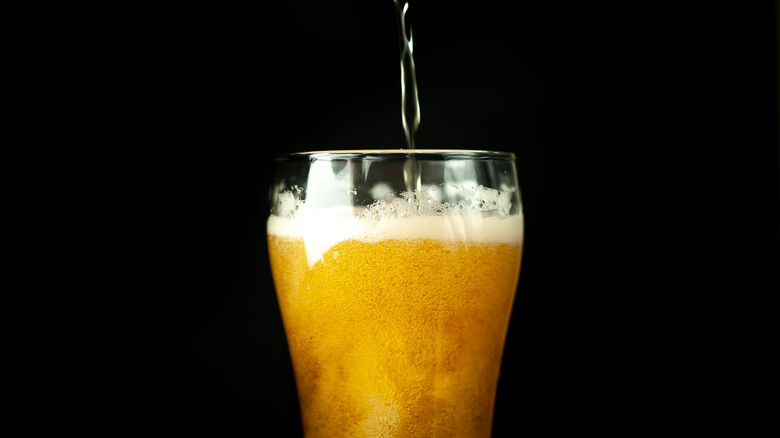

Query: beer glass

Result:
[267,150,523,437]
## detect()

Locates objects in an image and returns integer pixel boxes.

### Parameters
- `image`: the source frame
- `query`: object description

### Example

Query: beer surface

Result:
[268,216,522,437]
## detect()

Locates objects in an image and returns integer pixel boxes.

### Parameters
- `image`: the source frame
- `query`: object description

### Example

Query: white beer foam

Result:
[268,210,523,267]
[268,186,523,266]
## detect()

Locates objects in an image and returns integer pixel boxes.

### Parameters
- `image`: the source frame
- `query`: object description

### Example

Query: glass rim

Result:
[276,149,516,161]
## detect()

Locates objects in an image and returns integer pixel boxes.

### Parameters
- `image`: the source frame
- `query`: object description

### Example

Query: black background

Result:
[85,1,779,436]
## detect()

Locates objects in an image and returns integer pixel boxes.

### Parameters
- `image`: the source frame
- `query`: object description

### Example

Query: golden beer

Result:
[268,214,523,437]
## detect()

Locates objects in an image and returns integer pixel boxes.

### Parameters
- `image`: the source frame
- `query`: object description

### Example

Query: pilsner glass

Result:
[267,150,523,437]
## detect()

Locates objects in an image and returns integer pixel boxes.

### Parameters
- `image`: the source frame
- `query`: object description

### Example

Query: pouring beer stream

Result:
[395,0,422,191]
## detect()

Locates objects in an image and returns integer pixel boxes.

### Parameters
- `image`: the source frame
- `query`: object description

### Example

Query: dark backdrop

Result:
[114,1,778,436]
